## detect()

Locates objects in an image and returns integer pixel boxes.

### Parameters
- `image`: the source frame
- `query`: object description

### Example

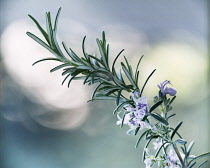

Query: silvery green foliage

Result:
[26,8,210,168]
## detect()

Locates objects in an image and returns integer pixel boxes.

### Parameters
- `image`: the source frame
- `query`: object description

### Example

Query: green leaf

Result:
[92,57,100,66]
[51,30,65,58]
[90,76,100,85]
[90,72,95,85]
[149,100,163,113]
[135,130,149,148]
[111,49,124,73]
[46,12,53,47]
[67,70,85,87]
[105,88,119,96]
[62,68,77,76]
[155,142,168,157]
[188,161,196,168]
[76,65,92,70]
[150,113,169,125]
[91,82,103,100]
[123,56,133,77]
[106,44,109,63]
[121,62,136,88]
[82,36,89,60]
[54,7,62,33]
[117,70,125,84]
[134,55,144,82]
[169,96,176,104]
[166,113,176,121]
[96,38,109,69]
[142,137,153,161]
[98,85,115,91]
[113,101,131,114]
[80,57,91,65]
[88,55,105,67]
[50,63,72,72]
[191,152,210,162]
[120,114,126,128]
[140,69,156,96]
[181,146,186,154]
[28,14,50,44]
[134,127,140,136]
[62,42,76,61]
[88,95,117,102]
[102,32,109,64]
[71,76,86,80]
[27,32,58,56]
[116,89,122,105]
[112,74,126,88]
[62,74,71,85]
[166,104,172,112]
[198,160,208,168]
[32,58,61,66]
[102,31,106,45]
[170,127,183,139]
[171,121,183,140]
[70,48,84,62]
[145,135,158,140]
[83,71,96,84]
[174,139,187,145]
[186,141,195,157]
[135,70,140,86]
[164,98,170,106]
[62,42,81,62]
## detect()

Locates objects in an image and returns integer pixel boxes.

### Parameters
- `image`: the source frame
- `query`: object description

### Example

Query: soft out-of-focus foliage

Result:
[0,1,209,168]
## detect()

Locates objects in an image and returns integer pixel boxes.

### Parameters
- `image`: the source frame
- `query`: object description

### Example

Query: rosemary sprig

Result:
[26,8,154,106]
[27,8,210,168]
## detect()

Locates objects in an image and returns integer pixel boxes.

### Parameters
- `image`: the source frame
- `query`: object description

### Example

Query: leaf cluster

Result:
[26,8,155,106]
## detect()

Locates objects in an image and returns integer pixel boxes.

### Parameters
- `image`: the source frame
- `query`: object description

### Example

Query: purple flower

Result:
[116,92,151,135]
[158,80,177,96]
[130,92,149,111]
[134,109,146,119]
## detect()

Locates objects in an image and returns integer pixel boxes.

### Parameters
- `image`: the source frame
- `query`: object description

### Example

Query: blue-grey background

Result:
[0,1,209,168]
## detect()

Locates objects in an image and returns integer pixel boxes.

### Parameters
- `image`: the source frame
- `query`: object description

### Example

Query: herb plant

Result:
[26,8,210,168]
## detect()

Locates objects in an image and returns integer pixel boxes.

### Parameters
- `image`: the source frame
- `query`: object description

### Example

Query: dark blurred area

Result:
[0,1,209,168]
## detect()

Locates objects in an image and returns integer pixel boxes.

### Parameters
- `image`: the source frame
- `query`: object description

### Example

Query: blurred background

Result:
[0,0,209,168]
